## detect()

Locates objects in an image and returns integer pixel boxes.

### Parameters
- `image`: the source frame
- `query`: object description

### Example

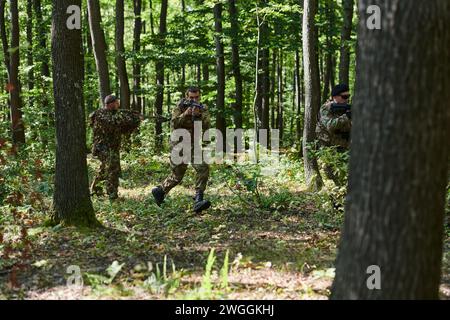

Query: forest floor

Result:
[1,149,449,300]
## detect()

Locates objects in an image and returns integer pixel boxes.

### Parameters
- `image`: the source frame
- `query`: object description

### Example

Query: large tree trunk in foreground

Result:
[51,0,98,227]
[302,0,322,190]
[331,0,450,299]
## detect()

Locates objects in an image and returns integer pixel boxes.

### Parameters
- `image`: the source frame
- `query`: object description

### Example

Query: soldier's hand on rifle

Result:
[192,106,201,119]
[183,107,194,117]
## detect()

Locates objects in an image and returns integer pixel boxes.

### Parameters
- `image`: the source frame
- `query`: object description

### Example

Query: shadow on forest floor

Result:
[1,159,449,300]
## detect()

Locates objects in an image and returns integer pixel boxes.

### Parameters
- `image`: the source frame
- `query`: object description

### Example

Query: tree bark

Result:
[9,0,25,145]
[51,0,98,227]
[115,0,130,109]
[154,0,168,151]
[228,0,243,129]
[87,0,111,106]
[338,0,354,85]
[214,3,226,147]
[331,0,450,299]
[302,0,323,190]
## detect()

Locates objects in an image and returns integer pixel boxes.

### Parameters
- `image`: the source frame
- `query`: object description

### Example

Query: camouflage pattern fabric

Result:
[89,108,140,199]
[316,101,352,149]
[161,99,211,194]
[90,149,121,199]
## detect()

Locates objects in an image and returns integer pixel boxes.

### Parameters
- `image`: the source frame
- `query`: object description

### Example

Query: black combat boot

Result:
[193,190,211,213]
[152,186,165,207]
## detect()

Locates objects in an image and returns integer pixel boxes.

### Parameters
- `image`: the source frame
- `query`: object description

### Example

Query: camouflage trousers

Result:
[91,150,121,199]
[161,152,210,194]
[318,140,348,186]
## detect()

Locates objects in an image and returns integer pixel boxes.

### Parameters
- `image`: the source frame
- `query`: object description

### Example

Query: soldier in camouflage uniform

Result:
[152,87,211,213]
[90,95,141,200]
[316,84,352,185]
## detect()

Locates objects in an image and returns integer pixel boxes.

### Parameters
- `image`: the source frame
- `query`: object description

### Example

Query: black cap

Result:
[331,84,350,97]
[104,94,118,105]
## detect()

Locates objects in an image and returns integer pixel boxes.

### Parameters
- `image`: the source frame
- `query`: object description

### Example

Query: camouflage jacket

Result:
[89,108,141,157]
[316,101,352,149]
[171,99,211,132]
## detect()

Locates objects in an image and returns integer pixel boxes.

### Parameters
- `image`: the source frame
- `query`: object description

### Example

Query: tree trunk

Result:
[51,0,98,228]
[302,0,322,190]
[338,0,354,85]
[228,0,243,129]
[149,0,155,36]
[115,0,130,109]
[322,45,332,103]
[0,0,8,111]
[202,64,209,82]
[87,0,111,106]
[9,0,25,145]
[196,64,201,84]
[331,0,450,299]
[214,3,226,147]
[277,50,284,142]
[0,0,9,73]
[26,0,34,96]
[154,0,168,152]
[33,0,50,79]
[295,49,303,143]
[132,0,142,112]
[270,50,276,129]
[258,0,270,130]
[180,0,186,89]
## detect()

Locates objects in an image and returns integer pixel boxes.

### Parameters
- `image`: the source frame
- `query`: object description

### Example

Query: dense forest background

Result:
[0,0,356,151]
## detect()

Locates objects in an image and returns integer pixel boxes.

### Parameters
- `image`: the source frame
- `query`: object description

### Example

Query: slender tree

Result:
[154,0,168,151]
[116,0,130,109]
[87,0,111,105]
[295,48,303,144]
[26,0,34,97]
[33,0,50,79]
[338,0,354,85]
[302,0,323,190]
[9,0,25,145]
[0,0,8,73]
[214,2,226,146]
[51,0,98,227]
[149,0,155,36]
[258,0,270,130]
[276,50,284,141]
[0,0,8,106]
[331,0,450,299]
[228,0,243,129]
[180,0,186,88]
[132,0,142,112]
